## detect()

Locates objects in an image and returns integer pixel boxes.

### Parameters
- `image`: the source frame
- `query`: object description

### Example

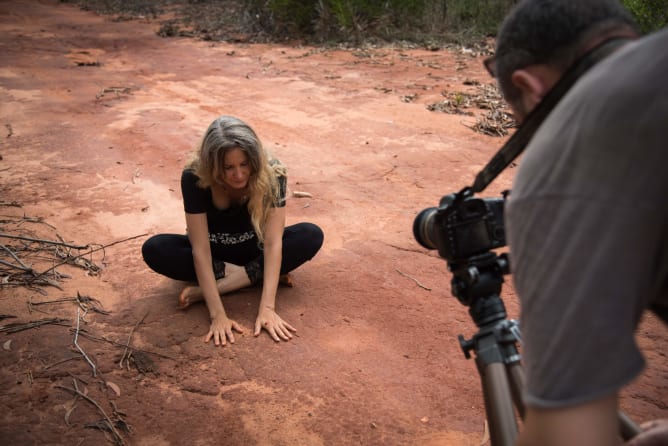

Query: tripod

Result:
[449,251,641,446]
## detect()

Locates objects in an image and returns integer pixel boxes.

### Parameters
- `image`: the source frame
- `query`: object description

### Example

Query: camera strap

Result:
[469,37,633,195]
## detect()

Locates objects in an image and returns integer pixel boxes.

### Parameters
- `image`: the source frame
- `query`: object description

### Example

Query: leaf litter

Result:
[427,82,516,137]
[0,205,155,445]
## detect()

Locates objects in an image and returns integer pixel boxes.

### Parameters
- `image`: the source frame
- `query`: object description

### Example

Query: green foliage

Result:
[263,0,320,35]
[62,0,668,45]
[622,0,668,33]
[442,0,517,36]
[242,0,518,43]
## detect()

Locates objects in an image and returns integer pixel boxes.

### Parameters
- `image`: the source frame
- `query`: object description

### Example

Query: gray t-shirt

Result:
[506,28,668,409]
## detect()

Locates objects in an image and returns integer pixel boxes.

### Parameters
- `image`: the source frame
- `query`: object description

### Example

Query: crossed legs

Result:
[177,267,295,309]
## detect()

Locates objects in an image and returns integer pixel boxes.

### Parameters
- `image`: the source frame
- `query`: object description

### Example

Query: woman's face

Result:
[219,148,251,190]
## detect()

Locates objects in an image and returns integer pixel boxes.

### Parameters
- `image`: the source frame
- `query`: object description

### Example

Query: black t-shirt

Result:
[181,167,286,254]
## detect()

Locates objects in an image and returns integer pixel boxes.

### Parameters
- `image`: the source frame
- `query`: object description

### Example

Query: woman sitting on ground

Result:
[142,115,323,346]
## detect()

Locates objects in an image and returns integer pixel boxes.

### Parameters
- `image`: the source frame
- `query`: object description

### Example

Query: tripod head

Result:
[447,251,521,366]
[449,251,510,327]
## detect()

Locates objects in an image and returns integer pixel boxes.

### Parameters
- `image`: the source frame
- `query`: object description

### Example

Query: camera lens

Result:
[413,207,438,249]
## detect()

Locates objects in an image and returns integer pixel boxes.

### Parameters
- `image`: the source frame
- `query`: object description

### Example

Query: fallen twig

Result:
[0,201,22,208]
[0,257,33,273]
[56,381,128,446]
[0,243,33,271]
[119,311,149,369]
[0,233,89,249]
[35,233,147,279]
[0,317,69,333]
[396,269,431,291]
[74,308,97,377]
[29,293,109,315]
[43,355,81,370]
[95,86,132,101]
[70,327,177,361]
[76,292,110,315]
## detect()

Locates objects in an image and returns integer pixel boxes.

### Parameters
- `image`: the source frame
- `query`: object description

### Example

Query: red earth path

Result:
[1,1,666,445]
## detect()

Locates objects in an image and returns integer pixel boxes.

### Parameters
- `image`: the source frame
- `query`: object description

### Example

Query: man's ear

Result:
[511,68,550,104]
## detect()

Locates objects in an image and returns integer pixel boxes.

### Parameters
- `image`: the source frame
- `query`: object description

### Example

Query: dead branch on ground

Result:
[396,269,431,291]
[29,292,110,315]
[74,308,97,377]
[69,327,177,361]
[56,379,128,446]
[0,221,147,291]
[119,311,149,369]
[0,317,69,333]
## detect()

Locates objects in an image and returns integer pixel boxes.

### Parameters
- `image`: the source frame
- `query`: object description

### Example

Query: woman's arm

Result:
[185,212,243,346]
[254,206,295,341]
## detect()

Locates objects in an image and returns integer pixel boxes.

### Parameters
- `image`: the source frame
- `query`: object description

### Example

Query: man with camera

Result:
[488,1,668,445]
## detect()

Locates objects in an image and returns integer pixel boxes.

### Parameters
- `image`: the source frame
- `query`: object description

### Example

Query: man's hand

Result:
[626,419,668,446]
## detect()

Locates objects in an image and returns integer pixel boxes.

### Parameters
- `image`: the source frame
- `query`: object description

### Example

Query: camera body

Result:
[413,192,506,262]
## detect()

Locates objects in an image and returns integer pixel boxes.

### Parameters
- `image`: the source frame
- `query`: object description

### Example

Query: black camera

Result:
[413,192,506,262]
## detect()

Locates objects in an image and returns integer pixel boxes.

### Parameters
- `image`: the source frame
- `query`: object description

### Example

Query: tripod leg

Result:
[507,362,526,420]
[618,410,641,440]
[481,362,518,446]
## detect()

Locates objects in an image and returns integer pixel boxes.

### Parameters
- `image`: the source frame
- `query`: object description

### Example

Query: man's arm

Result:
[518,394,622,446]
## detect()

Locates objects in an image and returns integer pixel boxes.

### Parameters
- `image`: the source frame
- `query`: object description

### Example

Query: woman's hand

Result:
[254,306,296,342]
[205,313,243,346]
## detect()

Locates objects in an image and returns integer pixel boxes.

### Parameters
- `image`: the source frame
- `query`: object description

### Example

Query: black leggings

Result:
[142,222,323,284]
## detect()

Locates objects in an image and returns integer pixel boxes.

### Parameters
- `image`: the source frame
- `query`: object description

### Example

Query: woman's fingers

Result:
[203,319,245,346]
[276,323,292,341]
[225,327,235,344]
[204,329,234,346]
[253,313,296,341]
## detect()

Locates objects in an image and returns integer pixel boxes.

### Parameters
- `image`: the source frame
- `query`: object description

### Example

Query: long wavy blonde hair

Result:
[187,116,286,243]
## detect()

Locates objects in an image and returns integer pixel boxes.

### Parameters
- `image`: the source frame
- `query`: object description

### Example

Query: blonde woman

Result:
[142,116,323,346]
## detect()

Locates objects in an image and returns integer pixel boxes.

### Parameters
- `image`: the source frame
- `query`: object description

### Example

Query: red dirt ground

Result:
[0,1,666,445]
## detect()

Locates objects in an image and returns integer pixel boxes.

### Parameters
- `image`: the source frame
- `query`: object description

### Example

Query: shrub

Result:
[622,0,668,33]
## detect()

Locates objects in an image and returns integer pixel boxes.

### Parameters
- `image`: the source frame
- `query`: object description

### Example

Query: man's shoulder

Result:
[582,29,668,95]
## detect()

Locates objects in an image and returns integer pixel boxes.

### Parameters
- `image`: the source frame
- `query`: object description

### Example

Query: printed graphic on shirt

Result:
[209,231,256,245]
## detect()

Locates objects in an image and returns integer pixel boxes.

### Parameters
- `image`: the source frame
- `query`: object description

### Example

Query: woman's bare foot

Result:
[177,263,253,309]
[178,285,204,309]
[279,274,294,287]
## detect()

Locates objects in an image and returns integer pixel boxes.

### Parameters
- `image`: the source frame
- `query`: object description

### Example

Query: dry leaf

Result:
[106,381,121,397]
[2,340,11,351]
